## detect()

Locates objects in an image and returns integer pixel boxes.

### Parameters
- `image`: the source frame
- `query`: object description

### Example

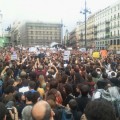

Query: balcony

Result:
[105,21,110,24]
[105,35,110,39]
[94,25,97,28]
[105,27,110,32]
[94,31,97,35]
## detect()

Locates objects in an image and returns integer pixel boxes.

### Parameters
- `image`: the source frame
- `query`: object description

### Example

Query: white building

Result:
[0,11,3,37]
[95,1,120,50]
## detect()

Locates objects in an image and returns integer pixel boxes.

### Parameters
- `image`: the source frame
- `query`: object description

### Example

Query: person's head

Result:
[68,99,78,110]
[0,102,7,120]
[32,92,41,104]
[61,74,68,84]
[84,99,116,120]
[14,92,23,103]
[20,71,27,79]
[97,80,108,89]
[32,100,55,120]
[110,72,117,78]
[6,69,13,77]
[24,91,33,103]
[102,73,108,79]
[91,71,98,78]
[80,84,90,96]
[4,85,15,95]
[22,106,33,120]
[50,80,58,89]
[86,74,93,82]
[29,81,36,90]
[29,71,37,80]
[46,95,56,109]
[64,83,73,95]
[21,78,29,87]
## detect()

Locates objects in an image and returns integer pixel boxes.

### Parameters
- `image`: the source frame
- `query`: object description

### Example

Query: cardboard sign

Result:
[29,47,37,52]
[11,54,17,60]
[92,52,100,58]
[64,51,70,61]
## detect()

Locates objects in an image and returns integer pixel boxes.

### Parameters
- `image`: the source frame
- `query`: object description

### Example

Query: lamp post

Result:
[80,0,91,50]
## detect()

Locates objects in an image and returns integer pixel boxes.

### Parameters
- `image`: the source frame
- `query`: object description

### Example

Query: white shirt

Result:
[19,86,29,93]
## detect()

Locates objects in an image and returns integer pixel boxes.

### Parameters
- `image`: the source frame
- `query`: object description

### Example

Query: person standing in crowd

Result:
[32,100,55,120]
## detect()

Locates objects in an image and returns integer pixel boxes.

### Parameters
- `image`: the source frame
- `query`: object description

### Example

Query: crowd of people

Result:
[0,47,120,120]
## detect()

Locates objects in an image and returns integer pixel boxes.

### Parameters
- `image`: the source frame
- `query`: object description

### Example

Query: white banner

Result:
[64,50,70,61]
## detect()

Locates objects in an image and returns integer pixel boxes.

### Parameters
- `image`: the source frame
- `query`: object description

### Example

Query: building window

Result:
[114,14,116,19]
[110,40,112,45]
[31,36,33,39]
[117,39,119,45]
[114,40,116,45]
[118,13,120,18]
[118,30,119,36]
[111,32,112,36]
[31,31,33,34]
[114,31,116,36]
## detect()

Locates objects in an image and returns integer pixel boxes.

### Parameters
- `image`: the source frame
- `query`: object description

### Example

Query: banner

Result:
[64,51,70,61]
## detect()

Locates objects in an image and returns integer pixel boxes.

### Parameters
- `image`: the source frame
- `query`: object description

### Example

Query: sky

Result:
[0,0,119,32]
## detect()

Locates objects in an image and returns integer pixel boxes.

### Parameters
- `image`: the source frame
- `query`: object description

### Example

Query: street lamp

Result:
[80,0,91,50]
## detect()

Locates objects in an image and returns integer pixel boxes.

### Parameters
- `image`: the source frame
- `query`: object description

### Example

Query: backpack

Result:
[97,87,120,118]
[107,87,120,118]
[55,106,74,120]
[0,79,3,97]
[61,108,74,120]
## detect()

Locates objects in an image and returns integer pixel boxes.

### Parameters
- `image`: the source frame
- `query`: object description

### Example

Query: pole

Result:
[85,0,87,50]
[61,20,63,45]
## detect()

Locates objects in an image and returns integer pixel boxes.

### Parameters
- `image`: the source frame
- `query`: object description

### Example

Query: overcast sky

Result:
[0,0,119,31]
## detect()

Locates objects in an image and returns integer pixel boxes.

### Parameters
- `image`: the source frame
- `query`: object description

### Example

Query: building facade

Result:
[0,12,3,37]
[11,21,21,46]
[68,0,120,51]
[19,22,62,47]
[94,1,120,50]
[69,29,77,48]
[87,14,95,48]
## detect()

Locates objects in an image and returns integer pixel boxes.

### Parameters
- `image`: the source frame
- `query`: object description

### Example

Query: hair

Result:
[22,105,33,120]
[102,73,108,79]
[4,85,15,94]
[64,83,73,95]
[47,88,58,97]
[86,74,93,82]
[39,75,46,88]
[29,81,36,89]
[29,71,37,80]
[32,92,40,104]
[46,95,56,109]
[84,99,116,120]
[14,92,23,103]
[50,80,58,89]
[0,102,7,120]
[69,99,78,110]
[21,78,29,87]
[24,91,33,102]
[97,80,107,89]
[61,73,68,84]
[91,71,98,78]
[42,103,51,120]
[80,84,90,96]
